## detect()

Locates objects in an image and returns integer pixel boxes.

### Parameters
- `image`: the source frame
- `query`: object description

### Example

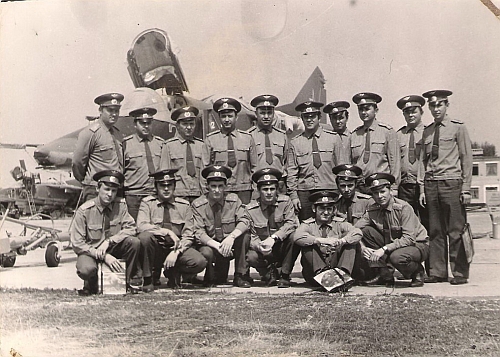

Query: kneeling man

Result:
[71,170,141,295]
[355,173,429,287]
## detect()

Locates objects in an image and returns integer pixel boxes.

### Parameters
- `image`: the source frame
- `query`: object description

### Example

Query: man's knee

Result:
[76,255,98,280]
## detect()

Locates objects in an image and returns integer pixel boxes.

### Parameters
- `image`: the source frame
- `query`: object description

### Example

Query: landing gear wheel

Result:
[1,255,16,268]
[45,244,60,267]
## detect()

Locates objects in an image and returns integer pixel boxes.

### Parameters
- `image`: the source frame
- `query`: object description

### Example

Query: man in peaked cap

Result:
[238,168,299,288]
[123,107,165,221]
[355,173,429,287]
[73,93,125,203]
[136,169,206,290]
[417,90,472,285]
[324,101,352,153]
[191,165,252,287]
[71,169,142,295]
[293,191,362,289]
[332,164,371,225]
[202,97,257,204]
[350,92,401,195]
[395,95,429,231]
[287,101,349,221]
[160,106,204,203]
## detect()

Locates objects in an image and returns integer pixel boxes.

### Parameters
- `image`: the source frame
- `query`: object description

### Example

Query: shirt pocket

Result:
[87,223,103,243]
[439,136,455,150]
[168,151,185,169]
[254,223,269,239]
[295,150,309,168]
[211,147,227,166]
[319,148,333,164]
[350,142,362,161]
[272,141,285,161]
[127,152,144,168]
[399,142,406,158]
[96,144,116,161]
[236,147,249,162]
[221,217,236,234]
[371,140,386,154]
[423,138,433,156]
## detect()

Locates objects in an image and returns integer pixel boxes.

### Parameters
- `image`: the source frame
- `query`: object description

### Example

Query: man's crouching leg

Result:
[138,231,157,292]
[389,243,429,287]
[107,236,141,293]
[76,254,99,295]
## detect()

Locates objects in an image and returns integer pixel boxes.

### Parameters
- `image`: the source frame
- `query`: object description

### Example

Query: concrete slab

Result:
[1,211,499,298]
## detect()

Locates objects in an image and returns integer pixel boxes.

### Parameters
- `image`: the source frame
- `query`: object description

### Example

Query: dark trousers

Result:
[197,232,250,283]
[398,183,429,230]
[247,236,298,276]
[138,231,206,279]
[425,179,469,279]
[361,226,429,279]
[76,236,141,283]
[300,244,356,285]
[125,194,147,222]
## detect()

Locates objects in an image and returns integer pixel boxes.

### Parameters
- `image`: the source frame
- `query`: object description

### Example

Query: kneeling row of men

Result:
[71,164,428,295]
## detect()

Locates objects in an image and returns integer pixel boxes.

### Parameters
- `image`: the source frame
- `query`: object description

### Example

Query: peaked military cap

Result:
[129,107,157,119]
[252,167,282,184]
[251,94,279,108]
[332,164,362,180]
[93,170,125,187]
[202,165,232,181]
[94,93,124,107]
[323,101,350,114]
[365,172,395,190]
[422,90,453,103]
[149,169,178,183]
[213,97,242,113]
[352,92,382,106]
[396,95,425,110]
[295,101,324,114]
[308,191,339,205]
[171,106,199,121]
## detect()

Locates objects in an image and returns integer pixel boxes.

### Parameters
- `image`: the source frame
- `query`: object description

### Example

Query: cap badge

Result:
[430,96,437,102]
[142,113,149,118]
[344,170,351,176]
[372,179,379,186]
[222,103,229,109]
[404,96,410,101]
[263,101,271,106]
[183,112,190,118]
[111,99,118,105]
[359,99,367,104]
[305,107,313,112]
[214,172,222,177]
[321,197,329,202]
[332,108,339,113]
[108,176,119,184]
[263,175,271,180]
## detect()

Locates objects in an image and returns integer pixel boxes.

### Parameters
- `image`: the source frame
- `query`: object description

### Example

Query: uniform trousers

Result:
[361,226,429,279]
[424,179,469,279]
[76,236,141,283]
[124,194,147,222]
[138,232,206,280]
[398,183,429,230]
[247,236,298,277]
[197,233,250,283]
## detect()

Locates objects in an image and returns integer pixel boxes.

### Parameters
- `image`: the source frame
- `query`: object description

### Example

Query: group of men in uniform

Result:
[70,88,472,294]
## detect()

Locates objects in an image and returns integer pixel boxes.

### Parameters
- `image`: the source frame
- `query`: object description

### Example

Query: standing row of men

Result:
[70,88,472,294]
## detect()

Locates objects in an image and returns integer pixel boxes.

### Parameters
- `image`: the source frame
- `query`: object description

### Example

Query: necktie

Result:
[321,225,328,238]
[162,203,173,230]
[212,202,224,241]
[267,205,277,236]
[185,141,196,177]
[363,127,370,164]
[347,202,353,224]
[103,207,111,240]
[431,123,440,161]
[265,131,273,165]
[408,129,416,164]
[109,127,123,168]
[312,136,322,169]
[227,134,236,168]
[144,140,155,174]
[383,210,392,244]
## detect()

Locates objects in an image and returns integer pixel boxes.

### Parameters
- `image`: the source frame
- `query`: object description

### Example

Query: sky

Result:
[1,0,499,151]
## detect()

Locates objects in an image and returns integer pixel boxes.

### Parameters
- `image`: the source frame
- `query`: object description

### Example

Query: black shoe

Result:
[410,266,425,287]
[153,278,162,286]
[78,278,99,296]
[126,284,141,294]
[164,269,181,289]
[233,274,251,288]
[277,275,291,288]
[267,265,279,287]
[243,272,254,284]
[425,276,448,283]
[189,276,206,285]
[450,277,468,285]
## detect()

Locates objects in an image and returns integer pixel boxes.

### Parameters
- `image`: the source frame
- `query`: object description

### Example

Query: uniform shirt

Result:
[247,125,288,174]
[191,193,245,245]
[202,130,257,192]
[294,217,362,246]
[334,192,371,225]
[136,196,194,253]
[350,119,401,190]
[417,115,473,192]
[355,196,429,252]
[123,133,164,195]
[72,119,123,185]
[336,129,352,155]
[287,126,349,200]
[397,122,424,185]
[160,133,203,197]
[71,197,135,258]
[238,195,298,250]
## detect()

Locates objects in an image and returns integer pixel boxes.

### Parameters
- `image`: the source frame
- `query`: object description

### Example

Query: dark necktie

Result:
[347,202,353,224]
[312,136,322,169]
[408,129,416,164]
[267,205,277,236]
[383,210,392,244]
[321,224,328,238]
[265,131,273,165]
[227,134,236,168]
[431,123,440,161]
[144,140,155,174]
[109,127,123,168]
[186,141,196,177]
[103,207,111,239]
[162,203,173,230]
[363,127,370,164]
[212,202,224,241]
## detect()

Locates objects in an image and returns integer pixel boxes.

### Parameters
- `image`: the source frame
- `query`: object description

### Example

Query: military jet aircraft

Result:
[34,28,327,170]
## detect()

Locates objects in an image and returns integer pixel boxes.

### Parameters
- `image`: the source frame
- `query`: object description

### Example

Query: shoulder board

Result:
[424,122,434,129]
[354,124,365,132]
[451,119,463,124]
[392,201,404,210]
[290,134,302,142]
[192,196,209,208]
[226,193,239,202]
[122,135,133,141]
[80,200,95,210]
[175,197,190,205]
[206,130,220,137]
[333,216,345,222]
[152,135,165,142]
[246,126,257,133]
[143,195,157,202]
[356,192,371,199]
[193,137,204,143]
[378,122,393,130]
[323,128,335,134]
[273,126,285,134]
[246,201,260,210]
[397,126,406,132]
[237,129,251,136]
[165,137,179,143]
[303,217,315,224]
[277,194,289,202]
[89,122,101,132]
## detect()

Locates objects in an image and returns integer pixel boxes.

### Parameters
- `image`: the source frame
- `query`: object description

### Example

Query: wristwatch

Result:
[271,234,279,241]
[382,246,389,253]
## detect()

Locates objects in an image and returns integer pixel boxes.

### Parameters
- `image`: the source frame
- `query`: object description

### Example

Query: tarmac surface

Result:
[1,210,499,298]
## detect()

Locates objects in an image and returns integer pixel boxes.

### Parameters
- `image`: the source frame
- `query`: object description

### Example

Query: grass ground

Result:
[1,289,499,357]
